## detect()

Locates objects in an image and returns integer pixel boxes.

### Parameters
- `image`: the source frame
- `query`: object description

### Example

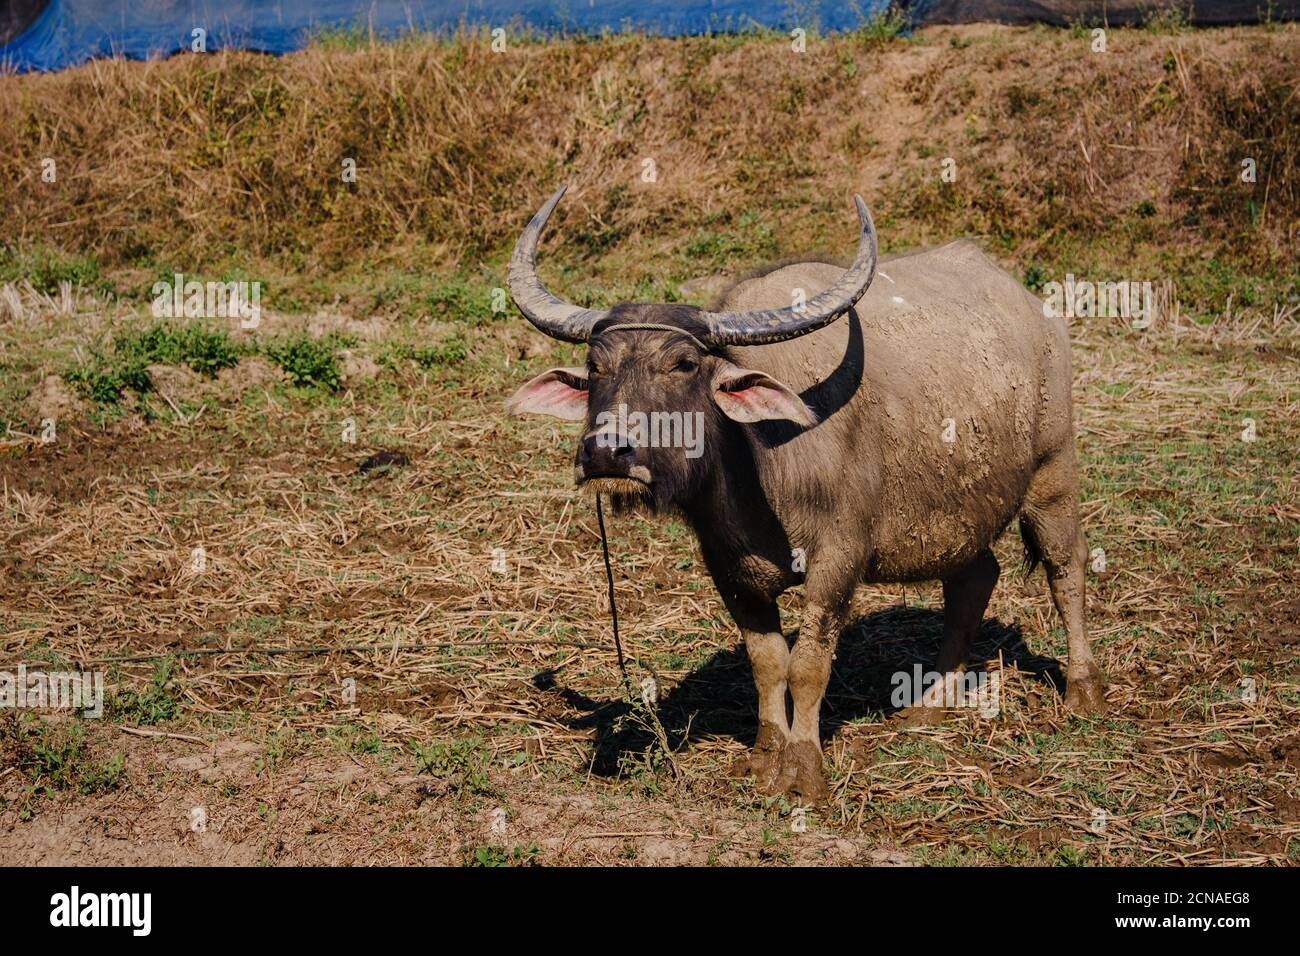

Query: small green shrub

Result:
[114,322,241,377]
[1022,263,1048,292]
[107,658,180,726]
[412,737,483,776]
[262,333,343,390]
[464,843,540,867]
[412,736,494,795]
[853,3,908,47]
[65,356,151,404]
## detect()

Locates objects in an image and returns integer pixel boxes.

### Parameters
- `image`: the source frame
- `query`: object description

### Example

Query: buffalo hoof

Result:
[775,741,829,804]
[1064,667,1107,715]
[731,720,787,793]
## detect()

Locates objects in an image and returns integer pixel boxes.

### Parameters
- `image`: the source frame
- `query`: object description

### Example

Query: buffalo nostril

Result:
[579,433,637,475]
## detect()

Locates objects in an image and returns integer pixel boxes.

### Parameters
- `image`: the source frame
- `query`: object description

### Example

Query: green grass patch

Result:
[380,335,468,370]
[114,321,242,376]
[64,320,242,404]
[0,245,106,295]
[2,716,124,819]
[463,843,541,867]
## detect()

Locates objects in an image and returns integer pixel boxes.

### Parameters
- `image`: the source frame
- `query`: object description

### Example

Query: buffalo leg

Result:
[726,597,789,791]
[1021,456,1107,714]
[779,583,853,801]
[902,548,1000,722]
[937,548,1000,673]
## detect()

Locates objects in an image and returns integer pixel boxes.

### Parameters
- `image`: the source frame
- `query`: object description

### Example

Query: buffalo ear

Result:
[505,366,589,421]
[712,361,817,426]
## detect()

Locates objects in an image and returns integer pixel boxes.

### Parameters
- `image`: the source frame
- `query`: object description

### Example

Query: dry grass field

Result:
[0,20,1297,865]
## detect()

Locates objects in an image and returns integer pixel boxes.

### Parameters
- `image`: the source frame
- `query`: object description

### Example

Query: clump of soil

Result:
[215,356,287,394]
[339,348,381,386]
[27,374,85,424]
[145,363,206,402]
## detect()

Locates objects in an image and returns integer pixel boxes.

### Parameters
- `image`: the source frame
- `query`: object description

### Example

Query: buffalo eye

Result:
[673,358,698,374]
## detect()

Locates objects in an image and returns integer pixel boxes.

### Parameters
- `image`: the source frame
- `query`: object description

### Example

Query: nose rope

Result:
[594,494,630,689]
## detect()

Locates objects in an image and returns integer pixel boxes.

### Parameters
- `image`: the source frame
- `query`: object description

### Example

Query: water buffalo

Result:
[505,186,1107,800]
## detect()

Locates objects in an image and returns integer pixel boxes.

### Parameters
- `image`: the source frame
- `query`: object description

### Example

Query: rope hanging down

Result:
[594,494,630,688]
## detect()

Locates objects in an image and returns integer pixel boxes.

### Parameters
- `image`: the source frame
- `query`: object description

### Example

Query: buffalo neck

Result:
[680,416,793,581]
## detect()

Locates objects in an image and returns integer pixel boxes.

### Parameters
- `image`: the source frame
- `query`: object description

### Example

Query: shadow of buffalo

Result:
[535,605,1065,777]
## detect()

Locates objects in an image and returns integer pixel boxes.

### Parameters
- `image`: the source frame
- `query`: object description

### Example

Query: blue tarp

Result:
[6,1,1292,73]
[0,1,895,73]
